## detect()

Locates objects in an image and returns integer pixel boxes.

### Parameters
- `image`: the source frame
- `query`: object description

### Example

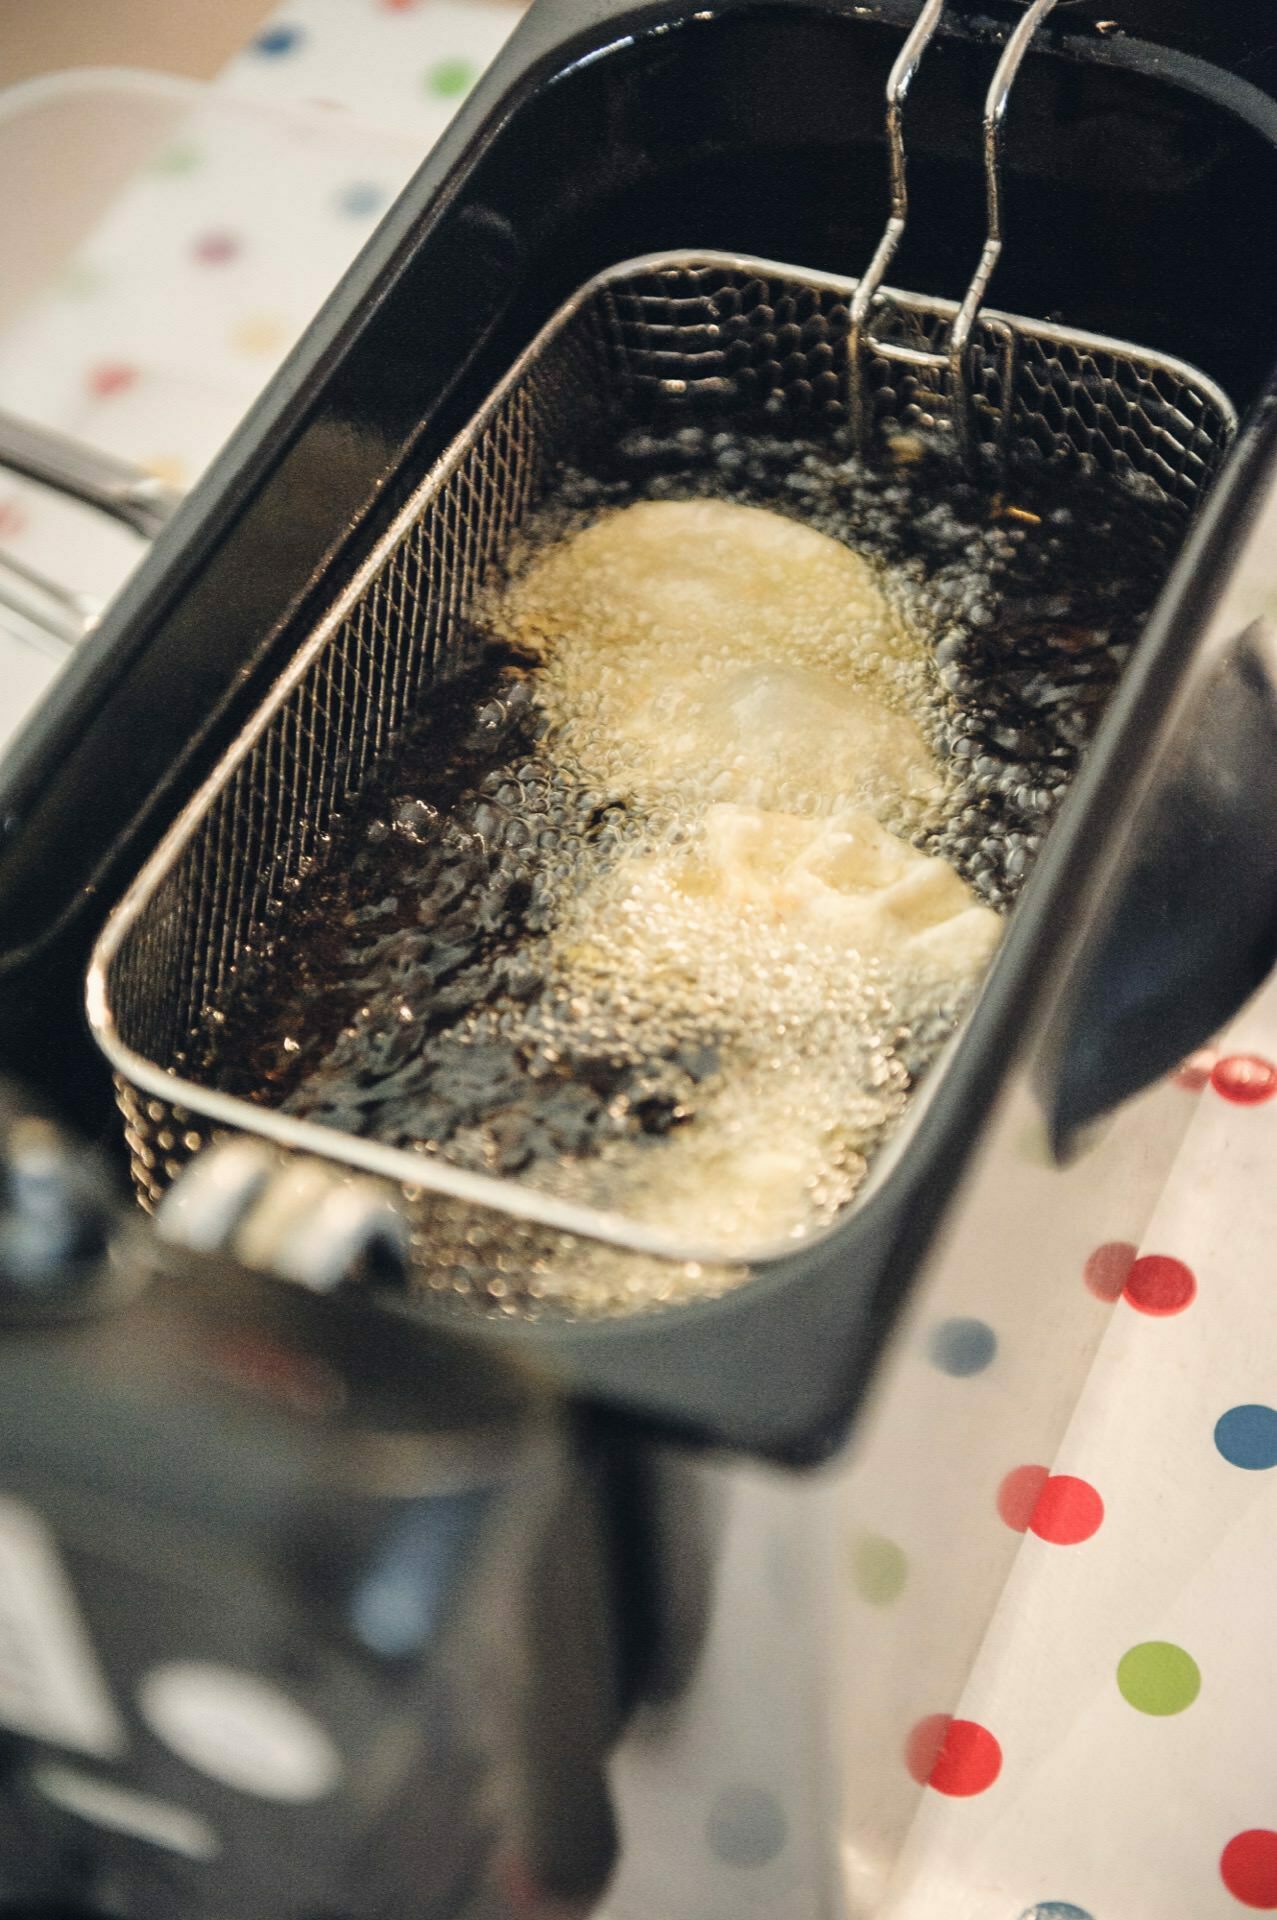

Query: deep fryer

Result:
[3,2,1277,1915]
[84,0,1235,1285]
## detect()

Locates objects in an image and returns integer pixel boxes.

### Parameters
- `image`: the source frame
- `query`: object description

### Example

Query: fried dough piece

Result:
[501,498,943,820]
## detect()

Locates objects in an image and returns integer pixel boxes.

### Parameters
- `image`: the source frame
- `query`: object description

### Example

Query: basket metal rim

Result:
[85,248,1235,1269]
[581,248,1237,434]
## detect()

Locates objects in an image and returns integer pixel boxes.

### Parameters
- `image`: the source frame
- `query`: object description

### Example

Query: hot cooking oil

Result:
[201,422,1185,1315]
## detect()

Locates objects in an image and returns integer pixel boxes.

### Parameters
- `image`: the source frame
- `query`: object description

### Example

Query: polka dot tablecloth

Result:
[223,0,521,135]
[0,0,523,753]
[5,6,1277,1916]
[875,1031,1277,1919]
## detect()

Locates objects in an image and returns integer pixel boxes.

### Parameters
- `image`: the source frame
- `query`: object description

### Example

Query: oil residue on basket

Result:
[203,425,1185,1316]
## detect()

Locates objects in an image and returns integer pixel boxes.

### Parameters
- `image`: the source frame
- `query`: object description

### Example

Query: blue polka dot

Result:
[1214,1403,1277,1470]
[336,181,390,219]
[252,24,304,56]
[927,1316,997,1376]
[705,1786,787,1867]
[1019,1905,1094,1920]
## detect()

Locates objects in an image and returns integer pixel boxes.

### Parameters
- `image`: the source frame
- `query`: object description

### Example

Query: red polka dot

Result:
[1221,1830,1277,1908]
[1084,1240,1137,1302]
[193,229,241,265]
[1212,1055,1277,1105]
[500,1853,548,1918]
[0,498,27,539]
[905,1713,949,1785]
[1175,1048,1218,1091]
[1123,1253,1196,1316]
[997,1464,1049,1532]
[998,1467,1104,1542]
[86,361,137,398]
[905,1714,1001,1796]
[1029,1474,1104,1545]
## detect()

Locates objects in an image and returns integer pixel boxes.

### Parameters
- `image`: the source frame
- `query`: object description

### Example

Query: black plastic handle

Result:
[1045,610,1277,1153]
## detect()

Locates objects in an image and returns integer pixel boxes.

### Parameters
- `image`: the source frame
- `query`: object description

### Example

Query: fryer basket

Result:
[87,248,1236,1305]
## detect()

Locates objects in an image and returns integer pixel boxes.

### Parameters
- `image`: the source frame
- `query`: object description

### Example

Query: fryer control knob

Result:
[157,1139,412,1294]
[0,1084,114,1309]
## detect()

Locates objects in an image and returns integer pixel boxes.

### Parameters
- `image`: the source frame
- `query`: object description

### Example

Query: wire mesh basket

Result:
[87,248,1234,1283]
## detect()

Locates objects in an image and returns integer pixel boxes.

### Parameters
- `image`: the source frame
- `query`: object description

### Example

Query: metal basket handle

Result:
[849,0,1060,458]
[0,408,181,653]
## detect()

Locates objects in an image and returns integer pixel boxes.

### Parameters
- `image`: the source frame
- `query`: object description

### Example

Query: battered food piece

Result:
[480,498,999,1252]
[501,497,944,823]
[660,802,1001,979]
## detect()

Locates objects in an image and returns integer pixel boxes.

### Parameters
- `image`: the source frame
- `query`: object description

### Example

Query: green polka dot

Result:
[55,261,105,300]
[150,141,202,177]
[1116,1640,1200,1715]
[850,1533,908,1605]
[425,57,476,99]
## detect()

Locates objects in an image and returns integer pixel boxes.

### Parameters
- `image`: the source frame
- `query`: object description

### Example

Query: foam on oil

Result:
[482,495,998,1252]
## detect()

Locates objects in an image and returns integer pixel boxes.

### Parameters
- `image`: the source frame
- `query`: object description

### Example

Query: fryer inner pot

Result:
[88,251,1236,1300]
